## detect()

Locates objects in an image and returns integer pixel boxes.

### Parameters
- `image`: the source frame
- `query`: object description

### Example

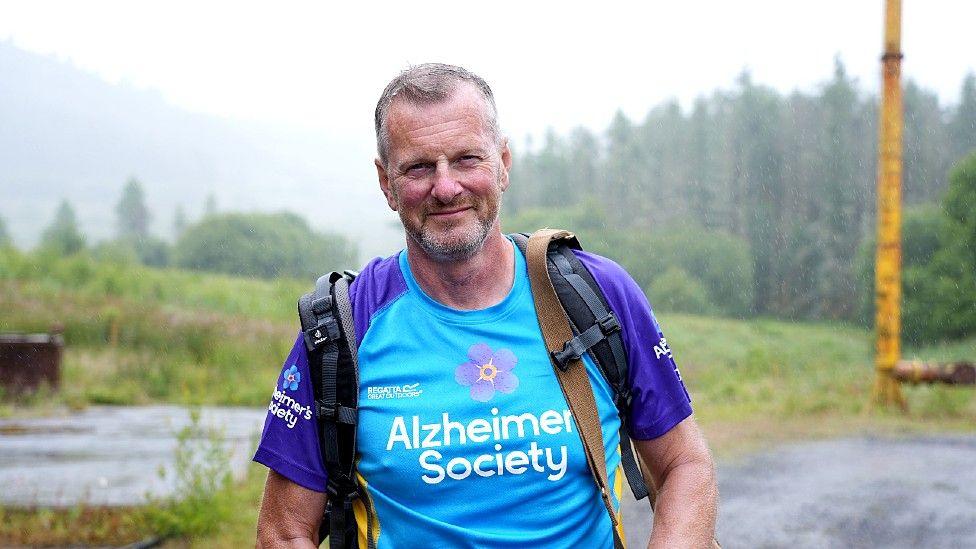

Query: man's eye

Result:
[457,155,481,166]
[405,164,430,176]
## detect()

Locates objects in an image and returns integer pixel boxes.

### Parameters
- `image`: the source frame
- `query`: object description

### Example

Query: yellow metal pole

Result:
[871,0,908,409]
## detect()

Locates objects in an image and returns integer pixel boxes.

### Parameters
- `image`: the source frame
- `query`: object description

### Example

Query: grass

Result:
[1,249,974,545]
[1,248,299,407]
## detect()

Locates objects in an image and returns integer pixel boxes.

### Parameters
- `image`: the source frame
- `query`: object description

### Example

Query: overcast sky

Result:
[2,0,974,150]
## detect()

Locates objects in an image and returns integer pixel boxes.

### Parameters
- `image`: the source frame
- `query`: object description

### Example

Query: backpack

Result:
[297,231,651,549]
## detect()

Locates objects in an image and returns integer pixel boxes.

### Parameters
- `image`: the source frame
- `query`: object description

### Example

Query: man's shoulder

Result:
[346,252,409,345]
[570,248,641,296]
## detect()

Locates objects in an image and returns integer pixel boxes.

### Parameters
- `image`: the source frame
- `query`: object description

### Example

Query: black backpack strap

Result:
[510,232,650,502]
[298,271,361,549]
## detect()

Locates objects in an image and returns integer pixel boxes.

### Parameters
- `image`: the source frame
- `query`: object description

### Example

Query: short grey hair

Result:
[374,63,500,166]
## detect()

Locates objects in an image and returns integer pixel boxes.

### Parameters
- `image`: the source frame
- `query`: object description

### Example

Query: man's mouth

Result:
[427,206,472,218]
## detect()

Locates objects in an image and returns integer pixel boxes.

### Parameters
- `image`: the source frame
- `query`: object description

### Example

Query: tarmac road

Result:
[620,435,976,548]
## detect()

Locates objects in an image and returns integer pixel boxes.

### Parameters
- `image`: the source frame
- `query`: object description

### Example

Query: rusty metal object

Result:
[893,360,976,386]
[871,0,907,409]
[0,329,64,393]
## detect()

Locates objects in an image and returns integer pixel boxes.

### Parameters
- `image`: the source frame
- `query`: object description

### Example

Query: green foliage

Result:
[141,409,236,538]
[507,61,974,323]
[0,215,10,248]
[505,205,754,316]
[90,239,139,265]
[173,204,187,239]
[116,177,151,239]
[944,150,976,248]
[204,193,218,217]
[91,236,171,268]
[39,200,85,255]
[0,247,301,405]
[133,235,172,267]
[858,153,976,343]
[175,212,357,279]
[949,72,976,161]
[646,267,715,315]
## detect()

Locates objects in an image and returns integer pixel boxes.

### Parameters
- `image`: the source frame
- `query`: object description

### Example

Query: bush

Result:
[859,152,976,343]
[645,266,715,315]
[175,212,357,279]
[141,409,236,538]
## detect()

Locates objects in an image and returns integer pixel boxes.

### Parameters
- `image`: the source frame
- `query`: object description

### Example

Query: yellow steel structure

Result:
[871,0,907,409]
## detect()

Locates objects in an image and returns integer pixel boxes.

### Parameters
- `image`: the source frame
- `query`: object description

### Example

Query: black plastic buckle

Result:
[597,312,620,335]
[551,339,584,372]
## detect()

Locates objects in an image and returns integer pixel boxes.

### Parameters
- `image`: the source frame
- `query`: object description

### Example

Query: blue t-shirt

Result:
[254,238,692,548]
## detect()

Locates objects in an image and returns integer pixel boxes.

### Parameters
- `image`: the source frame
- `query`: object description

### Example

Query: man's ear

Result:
[375,158,398,211]
[499,138,512,192]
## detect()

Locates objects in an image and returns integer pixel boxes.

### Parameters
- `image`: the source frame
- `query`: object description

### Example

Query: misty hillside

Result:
[0,41,401,259]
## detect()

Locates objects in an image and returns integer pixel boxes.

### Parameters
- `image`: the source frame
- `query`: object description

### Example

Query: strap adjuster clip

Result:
[597,312,620,335]
[551,338,586,371]
[315,400,336,420]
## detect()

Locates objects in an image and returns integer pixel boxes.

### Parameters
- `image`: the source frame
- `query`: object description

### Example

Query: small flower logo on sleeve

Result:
[282,364,301,391]
[455,343,519,402]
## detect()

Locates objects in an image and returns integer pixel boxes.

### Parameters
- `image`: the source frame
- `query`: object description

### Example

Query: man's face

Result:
[376,84,511,261]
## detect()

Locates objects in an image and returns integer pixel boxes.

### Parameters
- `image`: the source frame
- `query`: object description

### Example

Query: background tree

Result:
[505,60,975,338]
[949,72,976,161]
[173,204,187,239]
[116,177,151,240]
[0,214,10,248]
[40,200,85,255]
[175,212,357,279]
[204,193,218,217]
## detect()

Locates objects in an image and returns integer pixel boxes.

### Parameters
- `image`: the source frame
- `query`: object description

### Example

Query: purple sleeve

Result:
[574,250,693,440]
[252,333,327,492]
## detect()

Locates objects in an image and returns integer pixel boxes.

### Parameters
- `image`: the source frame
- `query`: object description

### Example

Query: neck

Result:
[405,228,514,310]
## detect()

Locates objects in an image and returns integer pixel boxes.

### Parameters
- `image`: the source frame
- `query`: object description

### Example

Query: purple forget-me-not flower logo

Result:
[282,364,301,391]
[455,343,519,402]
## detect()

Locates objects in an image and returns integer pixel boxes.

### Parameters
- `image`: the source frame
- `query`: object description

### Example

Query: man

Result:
[254,63,717,548]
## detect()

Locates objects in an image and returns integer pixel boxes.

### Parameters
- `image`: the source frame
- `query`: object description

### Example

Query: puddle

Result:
[0,406,265,507]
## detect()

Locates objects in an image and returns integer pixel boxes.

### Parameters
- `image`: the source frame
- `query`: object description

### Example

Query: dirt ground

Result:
[620,435,976,548]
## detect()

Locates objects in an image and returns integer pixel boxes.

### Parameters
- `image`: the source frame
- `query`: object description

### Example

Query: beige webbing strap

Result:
[526,228,624,548]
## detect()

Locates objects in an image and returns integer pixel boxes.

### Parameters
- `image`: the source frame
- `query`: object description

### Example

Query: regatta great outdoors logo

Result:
[454,343,519,402]
[367,383,423,400]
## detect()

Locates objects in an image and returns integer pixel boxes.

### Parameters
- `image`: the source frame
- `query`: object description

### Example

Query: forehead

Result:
[385,84,493,159]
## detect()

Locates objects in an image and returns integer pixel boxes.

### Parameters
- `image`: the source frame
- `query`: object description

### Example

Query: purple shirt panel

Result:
[253,254,408,491]
[347,254,409,348]
[572,249,693,440]
[252,333,328,492]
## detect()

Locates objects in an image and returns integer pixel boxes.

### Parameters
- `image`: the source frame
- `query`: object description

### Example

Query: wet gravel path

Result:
[620,435,976,548]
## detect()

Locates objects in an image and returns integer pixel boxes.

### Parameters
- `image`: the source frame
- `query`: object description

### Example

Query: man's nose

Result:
[431,161,462,204]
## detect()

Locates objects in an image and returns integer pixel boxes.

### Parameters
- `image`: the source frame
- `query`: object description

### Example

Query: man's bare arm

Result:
[256,470,326,549]
[634,416,718,548]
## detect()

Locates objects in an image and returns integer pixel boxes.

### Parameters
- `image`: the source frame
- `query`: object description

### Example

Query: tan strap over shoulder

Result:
[525,228,624,548]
